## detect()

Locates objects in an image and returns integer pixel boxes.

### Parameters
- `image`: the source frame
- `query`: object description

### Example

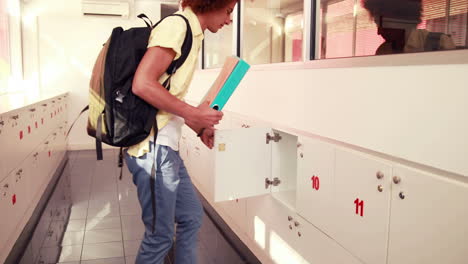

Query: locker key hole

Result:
[399,192,405,200]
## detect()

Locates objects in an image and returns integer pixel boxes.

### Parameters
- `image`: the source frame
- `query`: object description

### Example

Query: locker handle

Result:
[376,171,384,179]
[16,169,23,175]
[33,152,39,158]
[29,108,36,112]
[53,133,57,136]
[10,115,19,120]
[0,121,4,126]
[52,100,56,103]
[44,141,49,145]
[41,103,47,107]
[294,221,300,227]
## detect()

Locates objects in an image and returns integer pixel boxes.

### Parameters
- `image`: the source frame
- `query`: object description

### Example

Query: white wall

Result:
[22,0,163,149]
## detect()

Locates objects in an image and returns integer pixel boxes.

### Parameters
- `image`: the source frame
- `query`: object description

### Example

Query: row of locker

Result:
[0,120,68,261]
[0,94,68,182]
[179,111,468,264]
[0,94,69,263]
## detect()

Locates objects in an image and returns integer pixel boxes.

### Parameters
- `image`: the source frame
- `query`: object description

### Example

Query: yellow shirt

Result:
[127,7,204,157]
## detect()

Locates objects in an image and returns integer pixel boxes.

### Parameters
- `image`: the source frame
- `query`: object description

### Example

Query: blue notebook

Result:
[210,59,250,111]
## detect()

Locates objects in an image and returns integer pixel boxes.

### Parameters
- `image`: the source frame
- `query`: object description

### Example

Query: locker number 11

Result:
[354,198,364,217]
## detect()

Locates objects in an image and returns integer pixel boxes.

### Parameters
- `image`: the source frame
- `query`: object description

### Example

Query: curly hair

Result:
[181,0,237,14]
[361,0,422,23]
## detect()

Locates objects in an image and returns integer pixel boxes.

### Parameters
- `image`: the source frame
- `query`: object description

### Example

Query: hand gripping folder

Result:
[201,56,250,111]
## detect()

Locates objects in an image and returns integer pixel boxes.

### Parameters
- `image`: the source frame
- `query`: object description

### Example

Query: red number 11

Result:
[354,198,364,217]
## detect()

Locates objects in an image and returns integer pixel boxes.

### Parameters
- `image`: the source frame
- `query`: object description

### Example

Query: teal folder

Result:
[210,59,250,111]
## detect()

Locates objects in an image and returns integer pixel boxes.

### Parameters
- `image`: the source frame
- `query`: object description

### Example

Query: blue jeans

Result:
[125,144,203,264]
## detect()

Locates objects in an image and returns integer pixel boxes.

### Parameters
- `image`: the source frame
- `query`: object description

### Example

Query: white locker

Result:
[294,214,363,264]
[0,115,6,180]
[213,127,297,204]
[0,175,16,253]
[387,165,468,264]
[332,148,392,264]
[295,136,336,235]
[246,195,306,264]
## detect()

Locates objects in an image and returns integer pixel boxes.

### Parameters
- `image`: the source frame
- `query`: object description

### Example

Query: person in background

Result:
[362,0,456,55]
[125,0,237,263]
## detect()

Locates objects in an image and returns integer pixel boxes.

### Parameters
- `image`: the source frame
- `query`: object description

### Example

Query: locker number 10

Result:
[310,176,320,190]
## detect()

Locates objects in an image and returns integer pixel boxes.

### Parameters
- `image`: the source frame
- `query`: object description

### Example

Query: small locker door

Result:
[3,109,25,176]
[0,176,15,253]
[0,116,6,180]
[214,127,273,202]
[333,148,392,264]
[296,137,336,235]
[388,165,468,264]
[11,164,31,227]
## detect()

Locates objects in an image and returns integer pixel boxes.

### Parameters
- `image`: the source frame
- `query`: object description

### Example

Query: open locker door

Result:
[214,127,273,202]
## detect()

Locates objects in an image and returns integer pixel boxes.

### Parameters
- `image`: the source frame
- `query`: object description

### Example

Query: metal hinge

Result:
[265,177,281,189]
[266,132,282,144]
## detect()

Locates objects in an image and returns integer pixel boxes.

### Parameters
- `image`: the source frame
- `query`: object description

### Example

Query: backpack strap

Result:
[152,14,193,75]
[137,13,154,28]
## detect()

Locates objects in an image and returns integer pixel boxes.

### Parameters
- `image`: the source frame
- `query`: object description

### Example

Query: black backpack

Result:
[72,13,192,163]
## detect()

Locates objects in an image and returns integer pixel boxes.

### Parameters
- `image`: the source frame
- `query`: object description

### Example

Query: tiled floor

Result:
[23,149,246,264]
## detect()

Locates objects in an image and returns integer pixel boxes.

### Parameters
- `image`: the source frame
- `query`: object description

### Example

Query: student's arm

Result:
[132,46,223,129]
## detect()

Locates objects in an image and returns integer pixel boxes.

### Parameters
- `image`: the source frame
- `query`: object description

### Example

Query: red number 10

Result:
[311,176,320,190]
[354,198,364,217]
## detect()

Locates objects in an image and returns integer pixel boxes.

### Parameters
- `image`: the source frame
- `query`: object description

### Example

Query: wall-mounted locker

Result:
[0,175,16,253]
[295,137,336,236]
[2,108,28,179]
[387,165,468,264]
[331,148,392,264]
[0,115,6,180]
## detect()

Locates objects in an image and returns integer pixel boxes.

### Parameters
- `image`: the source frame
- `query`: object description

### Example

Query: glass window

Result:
[319,0,468,59]
[241,0,304,65]
[203,23,235,68]
[0,0,10,95]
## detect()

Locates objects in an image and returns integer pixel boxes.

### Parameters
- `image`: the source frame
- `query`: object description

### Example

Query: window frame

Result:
[200,0,468,71]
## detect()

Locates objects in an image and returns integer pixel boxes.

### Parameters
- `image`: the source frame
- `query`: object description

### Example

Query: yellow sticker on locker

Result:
[218,143,226,152]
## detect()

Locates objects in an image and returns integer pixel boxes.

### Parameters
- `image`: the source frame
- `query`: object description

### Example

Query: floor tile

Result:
[123,240,141,257]
[69,207,88,220]
[87,203,120,218]
[119,201,141,216]
[81,257,126,264]
[122,227,144,241]
[81,241,124,260]
[84,228,123,244]
[58,245,82,262]
[66,219,86,232]
[62,231,85,246]
[86,216,121,230]
[125,255,136,264]
[121,215,143,230]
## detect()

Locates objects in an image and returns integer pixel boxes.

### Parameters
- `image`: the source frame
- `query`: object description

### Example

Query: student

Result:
[362,0,455,55]
[125,0,237,263]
